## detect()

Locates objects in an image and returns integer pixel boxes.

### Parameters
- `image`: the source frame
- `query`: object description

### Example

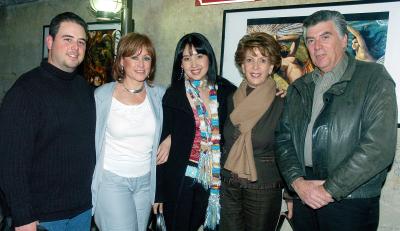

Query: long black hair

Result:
[170,32,218,87]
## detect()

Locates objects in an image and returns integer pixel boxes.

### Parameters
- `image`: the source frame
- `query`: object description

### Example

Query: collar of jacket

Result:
[163,79,193,115]
[293,54,357,97]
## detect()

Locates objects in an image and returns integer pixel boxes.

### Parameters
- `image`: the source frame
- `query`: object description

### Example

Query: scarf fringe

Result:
[198,151,212,188]
[204,193,220,229]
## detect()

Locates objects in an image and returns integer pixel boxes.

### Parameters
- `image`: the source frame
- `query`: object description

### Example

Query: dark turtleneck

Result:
[41,61,77,80]
[0,62,96,226]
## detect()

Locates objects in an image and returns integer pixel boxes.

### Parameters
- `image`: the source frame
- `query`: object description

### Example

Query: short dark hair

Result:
[49,12,88,38]
[170,32,218,87]
[235,32,282,74]
[112,32,156,83]
[303,10,347,39]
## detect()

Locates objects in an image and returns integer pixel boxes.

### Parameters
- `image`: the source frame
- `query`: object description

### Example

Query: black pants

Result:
[292,196,380,231]
[292,167,380,231]
[220,181,282,231]
[163,176,209,231]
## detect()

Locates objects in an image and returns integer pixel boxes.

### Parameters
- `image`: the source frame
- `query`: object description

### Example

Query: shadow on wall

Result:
[0,73,17,103]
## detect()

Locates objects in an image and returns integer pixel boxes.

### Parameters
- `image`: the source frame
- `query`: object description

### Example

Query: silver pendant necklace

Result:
[122,83,145,94]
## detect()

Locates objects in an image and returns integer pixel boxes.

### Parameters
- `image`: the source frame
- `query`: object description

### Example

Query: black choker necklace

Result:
[122,83,145,94]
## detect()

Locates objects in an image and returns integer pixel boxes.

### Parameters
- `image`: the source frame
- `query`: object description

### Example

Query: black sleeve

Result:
[155,92,173,203]
[0,83,40,226]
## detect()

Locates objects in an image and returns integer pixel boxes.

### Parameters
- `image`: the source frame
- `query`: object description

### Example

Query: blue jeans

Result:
[94,170,151,231]
[38,209,91,231]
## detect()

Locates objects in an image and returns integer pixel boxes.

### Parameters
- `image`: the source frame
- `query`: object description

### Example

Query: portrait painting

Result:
[246,12,389,89]
[221,0,400,121]
[84,28,120,87]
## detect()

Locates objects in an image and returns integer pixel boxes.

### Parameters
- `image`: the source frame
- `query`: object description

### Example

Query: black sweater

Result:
[0,62,96,226]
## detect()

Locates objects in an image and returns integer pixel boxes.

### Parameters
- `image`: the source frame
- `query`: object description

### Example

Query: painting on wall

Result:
[245,12,388,88]
[221,0,400,121]
[42,21,121,87]
[195,0,259,6]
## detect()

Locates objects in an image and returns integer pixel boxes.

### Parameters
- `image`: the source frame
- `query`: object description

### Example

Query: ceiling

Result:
[0,0,38,7]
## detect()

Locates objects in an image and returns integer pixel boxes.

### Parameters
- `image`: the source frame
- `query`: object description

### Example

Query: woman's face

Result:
[241,48,274,88]
[120,47,152,83]
[181,44,209,81]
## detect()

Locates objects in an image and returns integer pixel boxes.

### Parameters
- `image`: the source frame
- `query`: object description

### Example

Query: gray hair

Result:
[303,10,347,39]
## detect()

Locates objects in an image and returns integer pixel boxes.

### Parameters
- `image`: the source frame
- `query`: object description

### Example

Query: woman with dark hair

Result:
[91,32,168,231]
[220,32,285,231]
[153,32,236,231]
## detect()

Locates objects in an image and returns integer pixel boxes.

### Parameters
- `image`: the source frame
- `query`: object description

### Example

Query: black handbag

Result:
[155,213,167,231]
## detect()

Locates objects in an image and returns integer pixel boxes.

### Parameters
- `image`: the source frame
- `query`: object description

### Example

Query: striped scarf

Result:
[185,78,221,229]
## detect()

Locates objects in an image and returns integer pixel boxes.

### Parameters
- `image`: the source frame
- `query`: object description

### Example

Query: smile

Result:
[191,69,201,75]
[67,53,78,58]
[250,73,262,78]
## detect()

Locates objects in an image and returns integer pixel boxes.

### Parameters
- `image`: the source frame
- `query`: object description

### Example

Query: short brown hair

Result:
[235,32,281,74]
[112,32,156,83]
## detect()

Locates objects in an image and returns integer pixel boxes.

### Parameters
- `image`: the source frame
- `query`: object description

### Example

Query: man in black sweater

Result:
[0,12,96,231]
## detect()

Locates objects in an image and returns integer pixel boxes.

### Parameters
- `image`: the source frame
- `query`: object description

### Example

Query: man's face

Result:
[46,21,87,73]
[305,20,347,73]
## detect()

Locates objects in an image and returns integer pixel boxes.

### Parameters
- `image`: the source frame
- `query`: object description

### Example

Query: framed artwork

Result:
[195,0,259,6]
[221,0,400,121]
[42,25,50,59]
[42,21,121,87]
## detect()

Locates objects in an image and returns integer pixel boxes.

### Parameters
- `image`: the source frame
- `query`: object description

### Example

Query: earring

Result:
[119,66,125,82]
[178,68,184,80]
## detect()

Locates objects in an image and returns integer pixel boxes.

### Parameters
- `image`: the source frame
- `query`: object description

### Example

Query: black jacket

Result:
[156,77,236,203]
[275,56,397,201]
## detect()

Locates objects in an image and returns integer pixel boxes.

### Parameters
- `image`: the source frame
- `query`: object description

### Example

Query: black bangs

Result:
[179,38,208,57]
[171,32,218,87]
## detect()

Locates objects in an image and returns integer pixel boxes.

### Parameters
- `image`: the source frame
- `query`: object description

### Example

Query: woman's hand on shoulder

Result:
[276,88,287,98]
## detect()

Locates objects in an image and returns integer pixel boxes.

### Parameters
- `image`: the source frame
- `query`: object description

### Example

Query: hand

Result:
[276,89,287,98]
[15,221,38,231]
[291,177,333,209]
[285,199,293,219]
[153,202,163,214]
[157,135,171,165]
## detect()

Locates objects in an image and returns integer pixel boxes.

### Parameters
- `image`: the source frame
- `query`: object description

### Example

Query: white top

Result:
[103,96,155,177]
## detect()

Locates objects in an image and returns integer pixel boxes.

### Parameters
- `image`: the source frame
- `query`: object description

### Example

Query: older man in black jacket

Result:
[275,10,397,231]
